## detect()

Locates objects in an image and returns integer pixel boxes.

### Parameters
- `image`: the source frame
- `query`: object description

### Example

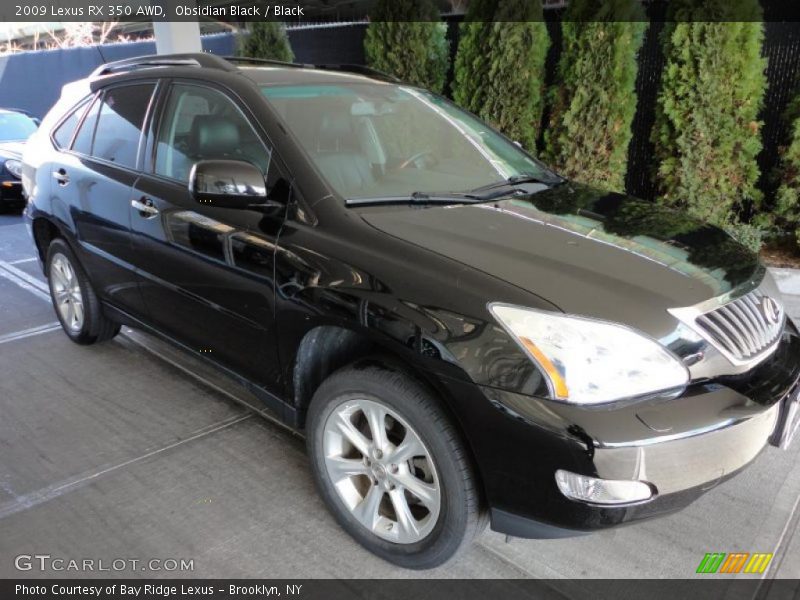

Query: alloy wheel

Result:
[50,253,84,332]
[322,398,441,544]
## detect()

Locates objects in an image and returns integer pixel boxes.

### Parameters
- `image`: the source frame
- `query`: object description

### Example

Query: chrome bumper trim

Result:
[593,402,779,495]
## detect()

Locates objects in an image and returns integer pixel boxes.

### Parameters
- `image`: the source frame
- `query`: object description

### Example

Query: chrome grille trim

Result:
[669,288,785,368]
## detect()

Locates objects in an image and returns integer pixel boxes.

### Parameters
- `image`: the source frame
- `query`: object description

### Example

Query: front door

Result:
[129,82,287,399]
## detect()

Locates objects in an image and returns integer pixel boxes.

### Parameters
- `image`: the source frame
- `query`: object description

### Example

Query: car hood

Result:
[359,183,763,339]
[0,141,24,159]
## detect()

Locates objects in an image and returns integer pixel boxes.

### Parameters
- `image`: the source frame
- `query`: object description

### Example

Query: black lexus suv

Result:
[21,53,800,569]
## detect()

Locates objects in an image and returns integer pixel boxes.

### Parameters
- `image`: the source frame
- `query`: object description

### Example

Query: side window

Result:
[92,84,155,168]
[71,96,101,155]
[155,84,271,182]
[53,97,90,149]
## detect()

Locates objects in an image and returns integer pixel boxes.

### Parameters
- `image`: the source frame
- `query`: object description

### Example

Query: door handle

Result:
[131,197,159,217]
[52,169,69,186]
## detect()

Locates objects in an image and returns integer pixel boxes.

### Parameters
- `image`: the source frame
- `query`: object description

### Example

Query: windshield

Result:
[261,83,558,200]
[0,112,37,142]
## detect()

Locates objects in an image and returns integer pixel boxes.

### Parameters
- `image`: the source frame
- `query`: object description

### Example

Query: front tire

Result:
[46,238,120,345]
[307,365,485,569]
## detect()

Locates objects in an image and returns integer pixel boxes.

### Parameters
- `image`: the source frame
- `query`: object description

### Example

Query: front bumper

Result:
[436,322,800,538]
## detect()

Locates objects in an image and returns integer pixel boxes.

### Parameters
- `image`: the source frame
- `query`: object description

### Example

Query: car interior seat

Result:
[312,109,375,196]
[188,114,241,161]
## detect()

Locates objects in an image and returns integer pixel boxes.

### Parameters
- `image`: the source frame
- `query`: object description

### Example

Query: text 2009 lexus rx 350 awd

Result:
[21,54,800,568]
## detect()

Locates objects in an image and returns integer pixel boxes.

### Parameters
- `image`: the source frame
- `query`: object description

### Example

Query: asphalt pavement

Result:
[0,210,798,592]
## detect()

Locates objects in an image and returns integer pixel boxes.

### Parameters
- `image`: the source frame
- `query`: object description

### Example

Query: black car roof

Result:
[238,65,394,87]
[89,53,398,87]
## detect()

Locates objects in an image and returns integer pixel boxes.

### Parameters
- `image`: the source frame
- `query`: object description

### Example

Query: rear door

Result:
[129,80,288,398]
[49,82,156,319]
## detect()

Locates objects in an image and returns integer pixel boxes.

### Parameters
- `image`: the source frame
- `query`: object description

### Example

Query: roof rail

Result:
[91,53,235,78]
[91,53,403,84]
[222,56,314,69]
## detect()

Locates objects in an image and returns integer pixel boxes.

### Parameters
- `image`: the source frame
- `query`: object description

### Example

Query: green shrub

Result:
[724,223,764,253]
[542,0,646,191]
[238,21,294,62]
[452,0,549,151]
[452,0,500,115]
[364,0,449,94]
[652,0,766,242]
[773,95,800,247]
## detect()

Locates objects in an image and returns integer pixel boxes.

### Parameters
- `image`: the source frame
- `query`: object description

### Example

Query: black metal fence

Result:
[288,22,367,65]
[758,22,800,202]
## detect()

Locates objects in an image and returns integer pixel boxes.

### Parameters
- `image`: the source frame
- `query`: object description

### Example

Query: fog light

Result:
[555,470,654,505]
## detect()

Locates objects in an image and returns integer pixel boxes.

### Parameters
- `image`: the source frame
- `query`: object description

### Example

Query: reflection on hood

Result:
[519,184,758,296]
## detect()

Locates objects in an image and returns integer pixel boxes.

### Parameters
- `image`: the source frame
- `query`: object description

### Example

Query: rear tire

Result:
[307,365,485,569]
[46,238,120,345]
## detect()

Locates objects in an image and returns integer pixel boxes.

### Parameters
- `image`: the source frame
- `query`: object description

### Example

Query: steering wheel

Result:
[396,150,436,171]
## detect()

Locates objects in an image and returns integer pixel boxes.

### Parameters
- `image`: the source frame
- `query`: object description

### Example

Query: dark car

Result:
[21,53,800,569]
[0,108,38,210]
[3,107,41,126]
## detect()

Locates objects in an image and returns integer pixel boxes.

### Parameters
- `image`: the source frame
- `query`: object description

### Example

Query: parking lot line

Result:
[0,412,252,521]
[7,257,37,265]
[0,258,49,301]
[0,322,61,345]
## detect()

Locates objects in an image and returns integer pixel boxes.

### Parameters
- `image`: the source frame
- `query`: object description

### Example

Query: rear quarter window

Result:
[52,97,91,149]
[71,97,101,156]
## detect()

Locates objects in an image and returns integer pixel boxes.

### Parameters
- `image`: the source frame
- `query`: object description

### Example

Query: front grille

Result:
[694,289,785,362]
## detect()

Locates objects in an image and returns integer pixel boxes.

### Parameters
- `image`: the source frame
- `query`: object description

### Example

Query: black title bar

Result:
[4,579,800,600]
[1,0,799,22]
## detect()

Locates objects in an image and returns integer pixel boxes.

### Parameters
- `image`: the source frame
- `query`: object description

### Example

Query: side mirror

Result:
[189,159,267,209]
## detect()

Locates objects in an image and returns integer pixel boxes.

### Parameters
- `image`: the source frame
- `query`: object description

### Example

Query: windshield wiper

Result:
[468,173,565,196]
[345,192,482,207]
[345,175,566,207]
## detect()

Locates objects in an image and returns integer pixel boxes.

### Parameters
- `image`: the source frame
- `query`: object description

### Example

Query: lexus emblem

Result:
[760,296,781,325]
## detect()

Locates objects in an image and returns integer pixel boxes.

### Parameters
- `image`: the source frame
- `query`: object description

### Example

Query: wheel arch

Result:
[292,323,488,505]
[292,324,453,418]
[31,215,66,266]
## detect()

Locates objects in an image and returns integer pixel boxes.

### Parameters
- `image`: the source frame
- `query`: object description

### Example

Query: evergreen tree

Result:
[542,0,646,191]
[364,0,449,93]
[238,21,294,62]
[452,0,498,114]
[452,0,549,151]
[652,0,766,247]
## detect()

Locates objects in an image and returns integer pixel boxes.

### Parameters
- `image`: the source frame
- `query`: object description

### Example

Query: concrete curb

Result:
[769,267,800,297]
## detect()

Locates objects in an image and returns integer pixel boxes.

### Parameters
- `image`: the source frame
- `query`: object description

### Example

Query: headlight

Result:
[4,159,22,179]
[489,303,689,404]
